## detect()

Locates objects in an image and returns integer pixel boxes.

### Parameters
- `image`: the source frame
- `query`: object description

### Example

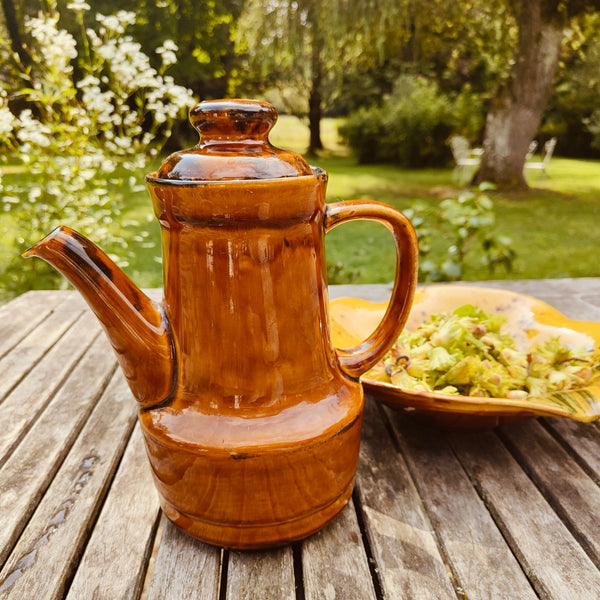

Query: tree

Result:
[236,0,518,155]
[53,0,245,101]
[0,0,45,68]
[544,11,600,157]
[128,0,246,99]
[1,0,26,66]
[237,0,417,154]
[235,0,344,155]
[475,0,600,190]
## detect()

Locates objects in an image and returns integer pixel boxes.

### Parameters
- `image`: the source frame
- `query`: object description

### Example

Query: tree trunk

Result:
[474,0,565,190]
[308,83,323,156]
[1,0,29,67]
[307,22,324,156]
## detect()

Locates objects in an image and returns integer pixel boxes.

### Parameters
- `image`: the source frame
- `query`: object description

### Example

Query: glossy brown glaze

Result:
[157,99,312,181]
[23,226,175,408]
[24,99,419,548]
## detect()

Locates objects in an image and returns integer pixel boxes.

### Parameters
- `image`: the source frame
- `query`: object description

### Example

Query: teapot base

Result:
[139,391,363,550]
[160,477,354,549]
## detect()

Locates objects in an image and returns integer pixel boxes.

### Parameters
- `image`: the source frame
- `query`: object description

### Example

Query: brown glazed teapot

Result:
[24,99,418,549]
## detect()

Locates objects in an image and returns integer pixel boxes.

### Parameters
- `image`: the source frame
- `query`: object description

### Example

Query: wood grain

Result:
[0,334,116,567]
[357,400,456,600]
[544,418,600,480]
[500,419,600,566]
[65,424,161,600]
[302,497,376,600]
[0,311,101,466]
[451,427,600,599]
[0,370,138,599]
[145,518,221,600]
[226,546,295,600]
[387,408,538,600]
[0,291,72,360]
[0,293,86,401]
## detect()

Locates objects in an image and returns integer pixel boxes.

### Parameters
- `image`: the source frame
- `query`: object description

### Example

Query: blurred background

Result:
[1,0,600,300]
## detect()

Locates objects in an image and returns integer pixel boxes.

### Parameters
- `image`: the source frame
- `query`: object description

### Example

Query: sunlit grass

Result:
[270,115,348,155]
[2,116,600,295]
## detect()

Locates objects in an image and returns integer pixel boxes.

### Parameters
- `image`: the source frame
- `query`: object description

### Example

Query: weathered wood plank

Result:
[65,424,161,600]
[543,418,600,482]
[386,408,538,600]
[302,498,376,600]
[451,427,600,599]
[0,370,138,599]
[0,311,102,466]
[226,546,295,600]
[356,399,456,600]
[0,291,72,360]
[0,294,87,402]
[500,420,600,567]
[145,518,221,600]
[0,335,116,567]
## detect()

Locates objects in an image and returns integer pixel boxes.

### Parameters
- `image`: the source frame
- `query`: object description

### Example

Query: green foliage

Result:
[56,0,244,98]
[403,184,516,282]
[340,75,484,167]
[585,110,600,151]
[450,85,486,140]
[340,76,452,166]
[325,183,515,285]
[234,0,354,145]
[0,3,193,296]
[326,261,360,285]
[540,12,600,157]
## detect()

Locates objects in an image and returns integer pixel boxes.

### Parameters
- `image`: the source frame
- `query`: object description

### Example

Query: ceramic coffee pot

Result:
[24,99,418,549]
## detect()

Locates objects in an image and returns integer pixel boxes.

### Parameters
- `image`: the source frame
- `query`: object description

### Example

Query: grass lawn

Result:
[272,116,600,283]
[2,115,600,295]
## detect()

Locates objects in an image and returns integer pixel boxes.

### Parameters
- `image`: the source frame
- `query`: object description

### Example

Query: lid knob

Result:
[154,99,312,181]
[190,99,277,143]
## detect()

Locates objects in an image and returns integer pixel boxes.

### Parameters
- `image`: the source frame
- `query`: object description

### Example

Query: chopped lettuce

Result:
[367,304,600,399]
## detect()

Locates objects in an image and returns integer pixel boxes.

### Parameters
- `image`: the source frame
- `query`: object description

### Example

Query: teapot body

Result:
[144,169,364,548]
[25,99,418,549]
[149,169,342,411]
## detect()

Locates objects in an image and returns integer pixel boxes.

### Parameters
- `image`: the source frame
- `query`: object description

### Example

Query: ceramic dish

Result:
[329,285,600,429]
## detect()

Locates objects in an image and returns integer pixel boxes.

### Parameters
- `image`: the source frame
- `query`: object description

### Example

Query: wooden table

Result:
[1,279,600,599]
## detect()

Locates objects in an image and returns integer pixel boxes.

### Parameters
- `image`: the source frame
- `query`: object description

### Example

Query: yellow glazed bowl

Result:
[330,285,600,430]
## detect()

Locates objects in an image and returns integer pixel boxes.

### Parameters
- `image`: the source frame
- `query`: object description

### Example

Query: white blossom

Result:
[96,14,124,34]
[67,0,90,11]
[0,105,15,136]
[101,159,116,173]
[161,40,178,52]
[158,49,177,66]
[96,11,136,34]
[86,28,102,48]
[16,109,52,147]
[25,15,77,75]
[156,40,179,67]
[28,186,43,201]
[3,6,195,293]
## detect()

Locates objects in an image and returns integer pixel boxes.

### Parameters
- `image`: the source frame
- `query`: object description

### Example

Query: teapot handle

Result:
[324,200,419,379]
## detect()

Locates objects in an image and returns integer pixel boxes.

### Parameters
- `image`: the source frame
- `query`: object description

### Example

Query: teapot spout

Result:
[23,226,176,408]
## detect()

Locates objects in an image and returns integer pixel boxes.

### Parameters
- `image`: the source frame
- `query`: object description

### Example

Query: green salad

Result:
[367,304,600,399]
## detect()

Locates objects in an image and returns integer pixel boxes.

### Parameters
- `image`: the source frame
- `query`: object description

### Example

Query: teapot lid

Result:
[155,99,313,181]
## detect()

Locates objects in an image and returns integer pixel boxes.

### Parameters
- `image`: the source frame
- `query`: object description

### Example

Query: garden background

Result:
[1,0,600,302]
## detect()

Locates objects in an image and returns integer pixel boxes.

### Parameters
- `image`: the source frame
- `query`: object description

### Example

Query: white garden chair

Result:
[449,135,480,183]
[525,137,557,176]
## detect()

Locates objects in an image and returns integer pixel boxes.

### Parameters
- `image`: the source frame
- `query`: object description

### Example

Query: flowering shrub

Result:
[0,1,194,296]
